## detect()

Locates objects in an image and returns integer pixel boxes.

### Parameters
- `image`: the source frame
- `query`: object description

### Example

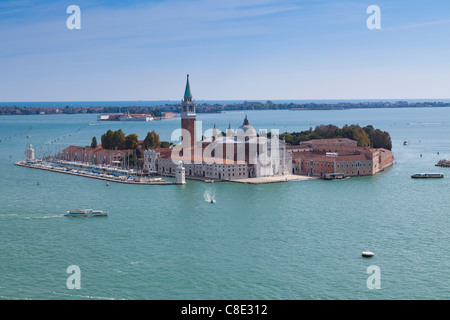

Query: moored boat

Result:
[64,209,108,217]
[411,173,444,178]
[435,159,450,167]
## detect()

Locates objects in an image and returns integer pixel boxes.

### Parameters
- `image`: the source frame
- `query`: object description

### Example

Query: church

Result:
[143,75,293,180]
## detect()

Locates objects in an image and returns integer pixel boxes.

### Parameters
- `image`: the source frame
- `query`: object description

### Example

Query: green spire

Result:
[184,74,192,98]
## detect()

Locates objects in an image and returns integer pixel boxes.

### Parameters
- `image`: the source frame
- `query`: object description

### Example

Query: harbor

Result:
[14,160,178,185]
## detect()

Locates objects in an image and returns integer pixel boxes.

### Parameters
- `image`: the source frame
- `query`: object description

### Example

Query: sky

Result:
[0,0,450,101]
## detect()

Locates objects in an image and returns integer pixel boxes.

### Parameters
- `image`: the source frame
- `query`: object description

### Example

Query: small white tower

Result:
[26,144,35,162]
[175,161,186,184]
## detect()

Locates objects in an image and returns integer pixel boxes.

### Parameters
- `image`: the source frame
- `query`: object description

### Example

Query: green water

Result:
[0,108,449,299]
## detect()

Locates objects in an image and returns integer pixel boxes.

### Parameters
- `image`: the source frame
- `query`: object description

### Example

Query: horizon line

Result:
[2,98,450,104]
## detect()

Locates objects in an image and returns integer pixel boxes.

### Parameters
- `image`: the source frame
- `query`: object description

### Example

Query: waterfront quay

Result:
[230,174,317,184]
[15,160,177,185]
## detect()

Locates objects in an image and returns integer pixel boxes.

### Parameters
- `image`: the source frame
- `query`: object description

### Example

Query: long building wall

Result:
[154,156,249,180]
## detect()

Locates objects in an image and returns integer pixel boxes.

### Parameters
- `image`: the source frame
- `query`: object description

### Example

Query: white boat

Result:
[362,251,374,257]
[64,209,108,217]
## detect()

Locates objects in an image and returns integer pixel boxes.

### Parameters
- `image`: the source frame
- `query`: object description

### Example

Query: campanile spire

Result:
[184,74,192,102]
[181,74,197,151]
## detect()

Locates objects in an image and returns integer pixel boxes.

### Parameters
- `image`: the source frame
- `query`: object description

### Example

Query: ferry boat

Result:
[64,209,108,217]
[411,173,444,179]
[435,159,450,167]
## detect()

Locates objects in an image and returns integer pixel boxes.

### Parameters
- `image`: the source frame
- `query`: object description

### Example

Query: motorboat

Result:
[411,173,444,178]
[362,251,374,257]
[64,209,108,217]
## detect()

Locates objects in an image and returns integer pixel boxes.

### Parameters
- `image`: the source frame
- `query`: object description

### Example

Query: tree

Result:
[372,129,392,150]
[112,129,126,150]
[352,127,370,147]
[341,125,370,147]
[160,141,173,148]
[314,124,339,139]
[143,130,161,150]
[125,134,139,150]
[91,136,97,148]
[101,129,114,149]
[152,108,162,118]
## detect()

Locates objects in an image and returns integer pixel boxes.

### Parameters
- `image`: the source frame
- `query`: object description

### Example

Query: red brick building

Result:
[288,139,393,178]
[61,146,134,165]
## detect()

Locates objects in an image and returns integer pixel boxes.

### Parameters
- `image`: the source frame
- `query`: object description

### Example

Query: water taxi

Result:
[362,251,374,257]
[411,173,444,179]
[324,173,345,180]
[64,209,108,217]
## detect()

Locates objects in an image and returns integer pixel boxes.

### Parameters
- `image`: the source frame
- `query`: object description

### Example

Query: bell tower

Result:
[181,74,196,150]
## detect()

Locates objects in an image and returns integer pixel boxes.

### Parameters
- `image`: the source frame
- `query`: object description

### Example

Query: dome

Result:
[237,116,256,139]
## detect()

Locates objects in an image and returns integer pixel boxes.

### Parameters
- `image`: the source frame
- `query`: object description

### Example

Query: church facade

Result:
[143,75,292,180]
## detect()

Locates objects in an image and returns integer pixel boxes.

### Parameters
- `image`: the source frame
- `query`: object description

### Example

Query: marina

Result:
[14,160,178,185]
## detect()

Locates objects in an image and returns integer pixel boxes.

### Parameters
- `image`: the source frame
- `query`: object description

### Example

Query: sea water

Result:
[0,108,449,299]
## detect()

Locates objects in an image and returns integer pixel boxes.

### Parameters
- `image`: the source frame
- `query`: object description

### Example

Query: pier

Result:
[230,174,316,184]
[15,161,178,185]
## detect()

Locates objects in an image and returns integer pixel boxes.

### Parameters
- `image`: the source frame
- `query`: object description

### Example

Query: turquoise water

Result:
[0,108,449,300]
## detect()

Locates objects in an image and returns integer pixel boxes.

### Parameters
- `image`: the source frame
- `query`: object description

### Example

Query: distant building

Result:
[97,113,153,121]
[119,112,153,121]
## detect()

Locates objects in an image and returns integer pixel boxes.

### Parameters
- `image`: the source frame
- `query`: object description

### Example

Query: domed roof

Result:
[237,116,256,138]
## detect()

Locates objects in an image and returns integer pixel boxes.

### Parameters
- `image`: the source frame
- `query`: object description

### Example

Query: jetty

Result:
[230,174,316,184]
[15,161,178,185]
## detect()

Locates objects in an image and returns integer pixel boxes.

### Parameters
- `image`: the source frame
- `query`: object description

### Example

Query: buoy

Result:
[362,251,374,257]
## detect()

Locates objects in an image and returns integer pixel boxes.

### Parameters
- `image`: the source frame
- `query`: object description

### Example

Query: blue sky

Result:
[0,0,449,101]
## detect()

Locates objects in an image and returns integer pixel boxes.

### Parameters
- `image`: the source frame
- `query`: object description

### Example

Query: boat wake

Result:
[203,190,216,203]
[23,214,63,219]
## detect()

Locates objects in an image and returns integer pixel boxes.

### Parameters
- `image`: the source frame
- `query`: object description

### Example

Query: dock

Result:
[15,161,178,185]
[230,174,316,184]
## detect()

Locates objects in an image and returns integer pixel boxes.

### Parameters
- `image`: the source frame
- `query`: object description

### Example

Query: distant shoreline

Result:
[2,100,450,116]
